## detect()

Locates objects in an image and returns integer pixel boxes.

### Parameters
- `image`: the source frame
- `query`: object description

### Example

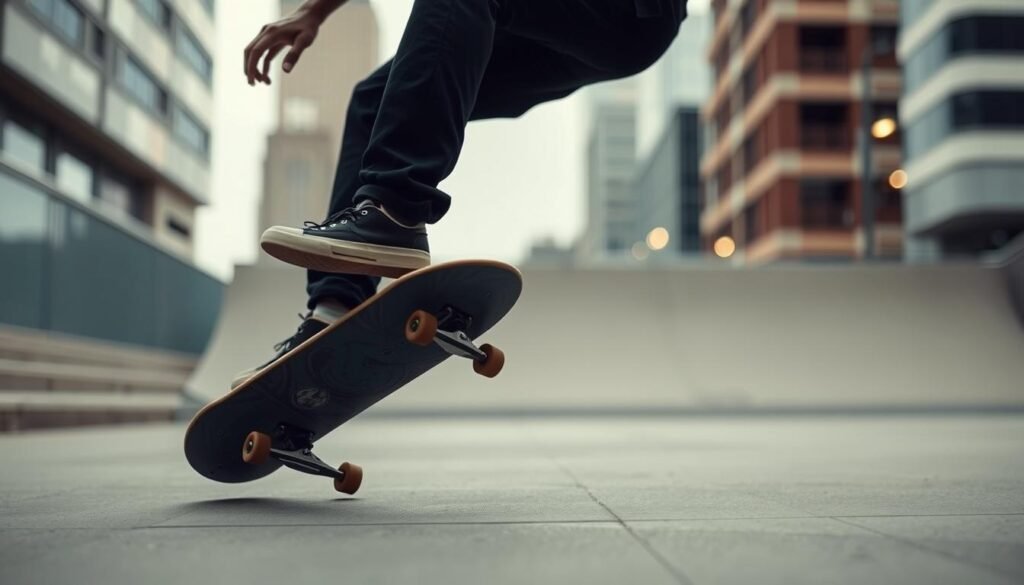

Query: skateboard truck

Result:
[404,306,505,377]
[241,424,363,494]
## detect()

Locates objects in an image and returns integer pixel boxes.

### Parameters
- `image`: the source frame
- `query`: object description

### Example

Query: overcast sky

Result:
[196,0,708,280]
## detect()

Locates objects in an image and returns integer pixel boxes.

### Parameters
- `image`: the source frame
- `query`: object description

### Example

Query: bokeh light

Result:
[871,117,897,139]
[631,242,649,261]
[646,227,670,251]
[889,169,908,189]
[714,236,736,258]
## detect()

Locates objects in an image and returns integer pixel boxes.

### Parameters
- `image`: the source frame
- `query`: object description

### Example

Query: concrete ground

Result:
[2,415,1023,584]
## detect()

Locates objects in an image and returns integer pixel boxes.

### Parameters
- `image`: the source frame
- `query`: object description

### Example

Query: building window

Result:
[871,25,898,58]
[738,0,757,38]
[800,180,852,228]
[742,129,760,174]
[874,178,903,223]
[98,173,141,220]
[53,0,84,45]
[176,25,213,84]
[92,25,105,59]
[172,106,210,158]
[799,26,847,73]
[118,56,168,116]
[55,149,95,203]
[715,101,730,137]
[740,60,758,106]
[717,164,731,198]
[905,16,1024,93]
[167,216,190,238]
[743,201,762,245]
[136,0,171,31]
[28,0,87,47]
[906,90,1024,159]
[800,103,849,150]
[1,119,46,174]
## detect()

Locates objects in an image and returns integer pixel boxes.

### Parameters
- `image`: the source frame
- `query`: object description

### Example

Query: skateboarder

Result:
[236,0,688,383]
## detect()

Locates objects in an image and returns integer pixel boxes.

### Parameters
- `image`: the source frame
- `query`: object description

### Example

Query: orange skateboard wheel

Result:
[473,344,505,378]
[242,431,272,464]
[405,310,438,346]
[334,462,363,494]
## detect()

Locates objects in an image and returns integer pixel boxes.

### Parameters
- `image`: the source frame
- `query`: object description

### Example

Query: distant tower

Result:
[633,13,710,258]
[578,79,638,263]
[258,0,379,247]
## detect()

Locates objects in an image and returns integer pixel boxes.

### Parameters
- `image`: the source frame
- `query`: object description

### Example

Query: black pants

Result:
[307,0,688,309]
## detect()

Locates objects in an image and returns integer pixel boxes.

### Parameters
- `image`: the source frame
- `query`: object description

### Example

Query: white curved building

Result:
[899,0,1024,260]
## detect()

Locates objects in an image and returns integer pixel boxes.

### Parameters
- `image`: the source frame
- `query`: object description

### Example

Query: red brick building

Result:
[700,0,903,263]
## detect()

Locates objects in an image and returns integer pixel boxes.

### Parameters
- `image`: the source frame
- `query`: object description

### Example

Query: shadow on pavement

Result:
[170,497,362,516]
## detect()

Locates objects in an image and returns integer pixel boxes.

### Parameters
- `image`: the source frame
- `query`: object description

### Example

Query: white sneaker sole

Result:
[260,226,431,278]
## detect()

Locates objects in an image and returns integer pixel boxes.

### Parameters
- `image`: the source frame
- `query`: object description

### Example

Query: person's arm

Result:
[243,0,349,86]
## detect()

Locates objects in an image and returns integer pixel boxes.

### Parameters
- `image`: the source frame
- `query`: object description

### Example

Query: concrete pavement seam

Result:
[831,516,1021,583]
[553,461,696,585]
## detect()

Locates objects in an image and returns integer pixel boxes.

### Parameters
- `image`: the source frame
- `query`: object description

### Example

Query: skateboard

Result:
[184,259,522,494]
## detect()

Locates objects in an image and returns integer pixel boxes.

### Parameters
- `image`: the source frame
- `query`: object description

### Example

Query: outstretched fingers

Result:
[283,32,316,73]
[244,27,286,85]
[260,43,288,84]
[243,25,268,85]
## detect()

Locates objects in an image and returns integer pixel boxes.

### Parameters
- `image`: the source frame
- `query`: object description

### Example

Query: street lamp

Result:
[859,45,896,261]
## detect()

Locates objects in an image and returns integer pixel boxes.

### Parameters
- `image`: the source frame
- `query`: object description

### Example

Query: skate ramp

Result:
[185,264,309,402]
[188,263,1024,413]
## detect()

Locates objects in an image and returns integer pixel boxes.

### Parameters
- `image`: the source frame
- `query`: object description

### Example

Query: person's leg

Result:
[305,62,392,310]
[357,0,686,223]
[352,0,505,225]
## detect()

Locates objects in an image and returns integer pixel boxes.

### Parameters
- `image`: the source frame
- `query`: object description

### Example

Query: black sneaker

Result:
[260,200,431,278]
[230,313,330,389]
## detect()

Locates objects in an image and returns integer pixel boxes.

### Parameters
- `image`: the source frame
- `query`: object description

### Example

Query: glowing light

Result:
[871,117,897,139]
[646,227,670,251]
[888,169,908,189]
[714,236,736,258]
[631,242,649,261]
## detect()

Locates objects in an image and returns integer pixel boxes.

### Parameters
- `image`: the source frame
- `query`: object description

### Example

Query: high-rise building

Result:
[899,0,1024,261]
[258,0,378,239]
[632,13,710,259]
[636,12,711,162]
[0,0,222,429]
[579,79,638,262]
[633,106,703,258]
[700,0,903,264]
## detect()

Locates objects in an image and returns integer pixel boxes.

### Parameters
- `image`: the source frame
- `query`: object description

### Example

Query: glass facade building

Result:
[633,107,703,255]
[0,165,220,353]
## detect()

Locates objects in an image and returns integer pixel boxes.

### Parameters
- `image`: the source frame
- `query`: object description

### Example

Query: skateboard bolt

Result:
[245,439,253,452]
[410,319,420,331]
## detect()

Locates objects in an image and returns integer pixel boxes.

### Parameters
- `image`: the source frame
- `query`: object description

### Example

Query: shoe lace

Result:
[304,206,368,230]
[272,313,309,353]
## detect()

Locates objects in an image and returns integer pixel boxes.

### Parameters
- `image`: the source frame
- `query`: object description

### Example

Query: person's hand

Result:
[243,6,326,86]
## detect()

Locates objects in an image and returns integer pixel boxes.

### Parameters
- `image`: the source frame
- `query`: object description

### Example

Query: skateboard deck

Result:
[184,259,522,490]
